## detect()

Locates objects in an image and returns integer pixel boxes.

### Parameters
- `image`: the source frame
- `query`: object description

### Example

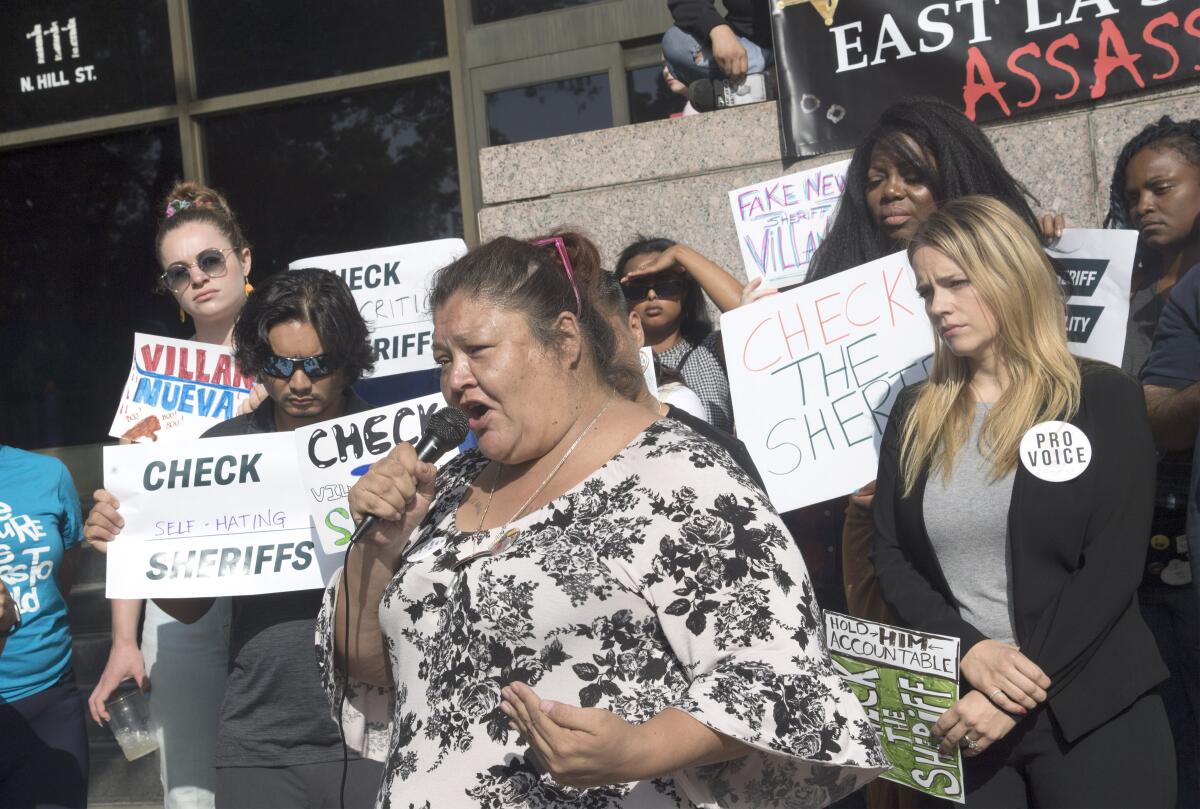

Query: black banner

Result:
[773,0,1199,157]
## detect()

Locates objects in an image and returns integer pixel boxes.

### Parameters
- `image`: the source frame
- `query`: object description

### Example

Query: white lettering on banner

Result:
[722,252,934,512]
[292,393,456,554]
[103,433,343,599]
[290,239,467,379]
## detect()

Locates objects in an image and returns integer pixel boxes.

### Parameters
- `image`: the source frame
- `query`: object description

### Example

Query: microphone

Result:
[346,406,470,545]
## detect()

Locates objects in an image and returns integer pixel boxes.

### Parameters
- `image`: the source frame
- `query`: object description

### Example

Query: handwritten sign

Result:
[721,252,933,512]
[728,159,850,287]
[292,393,456,554]
[103,434,341,599]
[1047,228,1137,366]
[290,239,467,378]
[108,334,255,442]
[826,612,964,803]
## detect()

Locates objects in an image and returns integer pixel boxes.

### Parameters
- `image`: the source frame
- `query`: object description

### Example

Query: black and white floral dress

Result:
[317,419,887,808]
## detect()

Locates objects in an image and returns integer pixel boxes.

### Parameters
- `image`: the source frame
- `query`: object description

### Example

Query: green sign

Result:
[826,611,965,803]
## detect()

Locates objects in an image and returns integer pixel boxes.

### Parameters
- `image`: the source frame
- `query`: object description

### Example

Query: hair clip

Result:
[532,236,582,317]
[164,199,191,218]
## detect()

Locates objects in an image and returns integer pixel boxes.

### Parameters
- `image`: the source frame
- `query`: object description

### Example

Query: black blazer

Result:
[872,361,1167,742]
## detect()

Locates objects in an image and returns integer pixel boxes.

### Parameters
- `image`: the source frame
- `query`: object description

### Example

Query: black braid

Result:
[808,97,1042,282]
[1104,116,1200,229]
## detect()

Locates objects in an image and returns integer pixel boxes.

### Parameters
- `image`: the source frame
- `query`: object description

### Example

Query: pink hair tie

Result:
[532,236,582,317]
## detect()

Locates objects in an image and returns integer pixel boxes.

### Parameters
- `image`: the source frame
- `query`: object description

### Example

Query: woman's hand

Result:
[1038,212,1065,245]
[87,643,149,724]
[621,245,686,283]
[932,690,1017,757]
[347,442,437,559]
[83,489,124,553]
[738,276,778,308]
[236,383,269,416]
[848,480,876,509]
[960,639,1050,714]
[500,681,645,788]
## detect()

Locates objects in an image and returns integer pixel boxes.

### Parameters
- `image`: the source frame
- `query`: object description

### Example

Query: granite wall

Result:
[477,84,1200,283]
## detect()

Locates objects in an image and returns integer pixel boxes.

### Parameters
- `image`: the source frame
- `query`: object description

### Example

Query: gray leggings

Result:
[216,757,382,809]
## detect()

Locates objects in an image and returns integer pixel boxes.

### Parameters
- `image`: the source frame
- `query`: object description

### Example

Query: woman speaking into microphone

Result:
[319,232,887,807]
[872,196,1173,806]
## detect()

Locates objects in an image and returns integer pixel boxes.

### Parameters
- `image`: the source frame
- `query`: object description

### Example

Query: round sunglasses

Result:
[160,247,237,294]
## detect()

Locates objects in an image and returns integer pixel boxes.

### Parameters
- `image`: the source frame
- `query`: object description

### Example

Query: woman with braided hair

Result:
[1105,115,1200,808]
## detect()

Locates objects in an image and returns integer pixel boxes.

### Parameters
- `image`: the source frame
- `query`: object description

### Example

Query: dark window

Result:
[204,76,461,280]
[0,127,184,449]
[0,0,174,133]
[472,0,603,25]
[189,0,447,98]
[487,73,612,146]
[628,64,684,124]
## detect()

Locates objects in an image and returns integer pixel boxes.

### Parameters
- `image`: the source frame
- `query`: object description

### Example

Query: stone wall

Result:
[477,84,1200,282]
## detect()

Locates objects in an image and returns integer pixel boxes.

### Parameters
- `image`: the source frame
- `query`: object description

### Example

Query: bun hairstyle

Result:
[155,181,249,265]
[430,230,643,399]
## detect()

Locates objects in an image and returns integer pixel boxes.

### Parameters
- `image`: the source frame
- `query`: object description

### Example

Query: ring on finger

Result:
[988,688,1003,701]
[961,735,979,751]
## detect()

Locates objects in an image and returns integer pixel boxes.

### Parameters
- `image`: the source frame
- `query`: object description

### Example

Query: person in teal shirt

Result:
[0,444,87,808]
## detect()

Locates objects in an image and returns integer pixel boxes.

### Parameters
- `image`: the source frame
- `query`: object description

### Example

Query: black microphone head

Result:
[688,78,716,112]
[428,406,470,448]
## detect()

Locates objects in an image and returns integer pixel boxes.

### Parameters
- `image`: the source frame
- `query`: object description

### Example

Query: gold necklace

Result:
[474,395,615,532]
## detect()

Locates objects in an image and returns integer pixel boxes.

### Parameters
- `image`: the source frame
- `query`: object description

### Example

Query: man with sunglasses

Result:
[87,268,383,808]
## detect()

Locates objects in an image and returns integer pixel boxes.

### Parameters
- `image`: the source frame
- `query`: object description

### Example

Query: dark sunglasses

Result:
[621,278,686,302]
[160,247,237,293]
[260,353,337,380]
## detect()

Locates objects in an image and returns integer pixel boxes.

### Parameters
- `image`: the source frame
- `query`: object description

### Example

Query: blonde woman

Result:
[872,197,1174,806]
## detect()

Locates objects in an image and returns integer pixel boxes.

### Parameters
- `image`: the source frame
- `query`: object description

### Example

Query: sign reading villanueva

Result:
[773,0,1199,156]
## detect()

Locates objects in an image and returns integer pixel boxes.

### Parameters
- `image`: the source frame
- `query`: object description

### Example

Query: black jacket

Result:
[668,0,772,47]
[872,361,1167,742]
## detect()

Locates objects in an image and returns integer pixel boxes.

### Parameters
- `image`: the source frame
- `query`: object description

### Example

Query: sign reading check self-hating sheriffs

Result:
[103,433,342,599]
[773,0,1199,156]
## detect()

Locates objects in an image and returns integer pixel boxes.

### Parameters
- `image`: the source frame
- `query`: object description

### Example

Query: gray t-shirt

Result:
[923,404,1017,646]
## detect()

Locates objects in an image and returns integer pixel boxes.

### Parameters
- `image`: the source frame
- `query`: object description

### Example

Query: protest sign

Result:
[292,393,457,554]
[108,334,255,442]
[1048,228,1137,366]
[103,433,341,599]
[728,159,850,287]
[291,239,467,378]
[721,252,933,512]
[772,1,1196,156]
[826,611,964,803]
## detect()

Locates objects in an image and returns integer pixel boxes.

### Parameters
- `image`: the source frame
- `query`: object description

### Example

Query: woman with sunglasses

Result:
[615,238,743,433]
[86,181,257,809]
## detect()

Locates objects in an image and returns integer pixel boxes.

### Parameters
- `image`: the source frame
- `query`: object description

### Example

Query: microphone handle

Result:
[345,433,444,546]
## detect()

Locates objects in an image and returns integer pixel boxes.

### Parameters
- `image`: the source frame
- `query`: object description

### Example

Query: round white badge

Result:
[1018,421,1092,483]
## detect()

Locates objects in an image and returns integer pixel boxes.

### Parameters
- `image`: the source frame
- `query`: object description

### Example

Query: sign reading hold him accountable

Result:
[108,334,255,442]
[291,239,468,379]
[103,433,340,599]
[293,393,456,555]
[721,252,933,512]
[728,159,851,287]
[826,612,964,803]
[1047,228,1137,367]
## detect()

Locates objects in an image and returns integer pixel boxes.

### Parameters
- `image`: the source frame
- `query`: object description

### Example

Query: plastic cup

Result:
[104,680,159,761]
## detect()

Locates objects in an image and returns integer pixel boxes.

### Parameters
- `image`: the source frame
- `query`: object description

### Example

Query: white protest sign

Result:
[291,239,468,378]
[108,334,255,442]
[1045,228,1137,366]
[639,346,658,395]
[103,433,341,598]
[292,393,456,554]
[721,252,933,512]
[728,158,850,287]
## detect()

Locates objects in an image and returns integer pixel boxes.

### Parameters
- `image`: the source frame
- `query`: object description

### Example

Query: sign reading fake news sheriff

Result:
[108,334,256,442]
[291,239,467,379]
[293,393,457,555]
[103,434,342,599]
[721,252,933,512]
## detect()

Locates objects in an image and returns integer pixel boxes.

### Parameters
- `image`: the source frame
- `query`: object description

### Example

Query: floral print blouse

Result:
[317,418,887,808]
